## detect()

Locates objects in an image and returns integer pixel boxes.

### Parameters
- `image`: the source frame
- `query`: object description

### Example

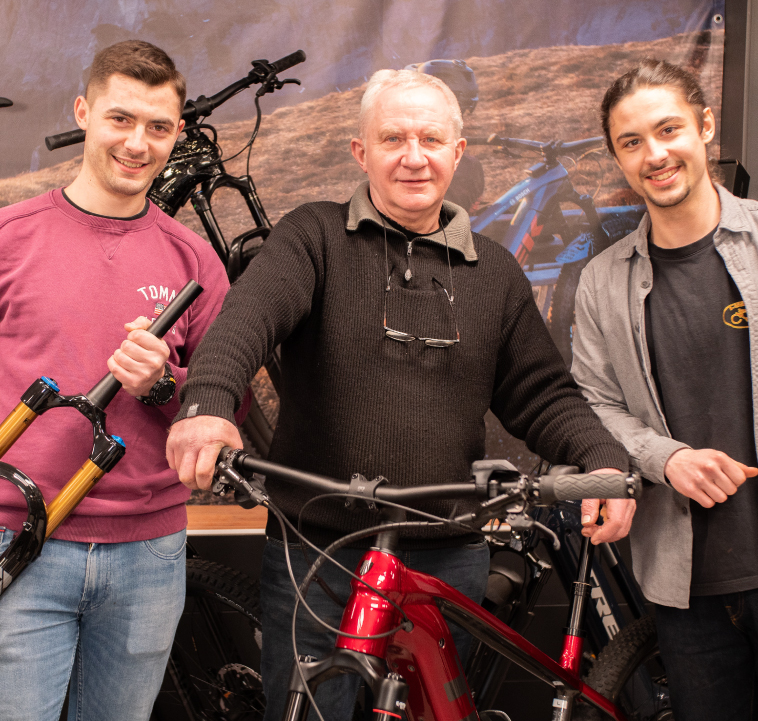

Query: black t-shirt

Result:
[645,230,758,595]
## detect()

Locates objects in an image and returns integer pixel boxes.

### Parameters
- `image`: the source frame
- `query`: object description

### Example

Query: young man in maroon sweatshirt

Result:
[0,41,231,721]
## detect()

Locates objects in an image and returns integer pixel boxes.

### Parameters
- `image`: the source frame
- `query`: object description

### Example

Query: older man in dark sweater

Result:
[166,68,630,721]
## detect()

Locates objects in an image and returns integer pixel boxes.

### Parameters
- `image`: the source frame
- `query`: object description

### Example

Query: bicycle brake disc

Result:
[216,662,264,715]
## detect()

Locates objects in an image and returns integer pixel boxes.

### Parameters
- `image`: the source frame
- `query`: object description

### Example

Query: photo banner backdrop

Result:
[0,0,725,483]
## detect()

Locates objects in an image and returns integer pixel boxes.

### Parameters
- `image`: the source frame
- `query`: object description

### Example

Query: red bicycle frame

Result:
[284,542,626,721]
[212,450,638,721]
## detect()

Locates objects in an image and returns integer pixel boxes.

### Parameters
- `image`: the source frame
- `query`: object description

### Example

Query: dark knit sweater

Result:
[177,183,629,547]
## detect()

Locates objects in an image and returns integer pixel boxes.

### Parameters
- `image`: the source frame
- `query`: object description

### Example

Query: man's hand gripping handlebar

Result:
[211,448,641,547]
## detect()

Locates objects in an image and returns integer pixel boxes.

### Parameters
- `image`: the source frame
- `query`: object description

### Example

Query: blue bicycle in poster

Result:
[467,135,645,364]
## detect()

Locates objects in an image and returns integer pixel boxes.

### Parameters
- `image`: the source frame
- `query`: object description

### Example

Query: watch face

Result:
[151,377,176,405]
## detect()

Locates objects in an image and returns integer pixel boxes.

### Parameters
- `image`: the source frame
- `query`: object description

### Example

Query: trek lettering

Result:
[590,570,620,639]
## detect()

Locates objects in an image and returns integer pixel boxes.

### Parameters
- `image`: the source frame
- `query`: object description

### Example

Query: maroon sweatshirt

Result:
[0,189,230,542]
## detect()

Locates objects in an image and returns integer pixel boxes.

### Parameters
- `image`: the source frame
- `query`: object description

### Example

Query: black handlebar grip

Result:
[270,50,306,75]
[86,280,204,410]
[45,129,86,151]
[538,473,640,506]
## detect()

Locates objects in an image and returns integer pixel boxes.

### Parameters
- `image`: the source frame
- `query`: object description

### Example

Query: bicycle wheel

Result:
[547,256,585,365]
[163,558,266,720]
[548,215,639,364]
[577,615,673,721]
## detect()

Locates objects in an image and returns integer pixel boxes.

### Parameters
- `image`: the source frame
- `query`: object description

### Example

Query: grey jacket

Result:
[571,186,758,608]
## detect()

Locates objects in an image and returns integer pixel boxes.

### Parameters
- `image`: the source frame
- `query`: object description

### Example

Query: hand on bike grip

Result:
[166,416,243,490]
[213,449,267,509]
[581,496,636,544]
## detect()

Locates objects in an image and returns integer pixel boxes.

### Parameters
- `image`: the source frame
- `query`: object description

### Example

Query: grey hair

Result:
[358,68,463,139]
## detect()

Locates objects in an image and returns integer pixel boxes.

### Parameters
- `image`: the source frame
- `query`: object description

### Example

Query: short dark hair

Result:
[86,40,186,113]
[601,59,707,157]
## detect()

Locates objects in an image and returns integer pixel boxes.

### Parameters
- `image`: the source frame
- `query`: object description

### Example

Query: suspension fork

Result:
[557,184,603,244]
[191,173,273,265]
[282,651,409,721]
[191,190,229,263]
[190,175,283,393]
[0,281,202,593]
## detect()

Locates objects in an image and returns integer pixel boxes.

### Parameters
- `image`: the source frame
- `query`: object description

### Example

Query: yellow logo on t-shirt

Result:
[723,301,748,329]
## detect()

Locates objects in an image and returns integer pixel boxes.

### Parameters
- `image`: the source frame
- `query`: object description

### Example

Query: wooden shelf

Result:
[186,505,267,535]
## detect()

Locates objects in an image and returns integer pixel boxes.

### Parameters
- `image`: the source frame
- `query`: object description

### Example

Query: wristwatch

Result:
[137,364,176,407]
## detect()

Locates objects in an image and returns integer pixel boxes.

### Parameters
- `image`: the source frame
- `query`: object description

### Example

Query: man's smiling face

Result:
[609,85,715,210]
[75,72,184,202]
[350,83,465,233]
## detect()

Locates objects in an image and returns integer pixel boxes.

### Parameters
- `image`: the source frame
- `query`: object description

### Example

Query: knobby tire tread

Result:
[575,615,672,721]
[164,559,265,721]
[584,615,657,698]
[185,558,262,619]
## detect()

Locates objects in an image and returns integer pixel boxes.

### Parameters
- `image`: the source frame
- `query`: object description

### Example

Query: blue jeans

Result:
[259,537,490,721]
[0,527,186,721]
[655,589,758,721]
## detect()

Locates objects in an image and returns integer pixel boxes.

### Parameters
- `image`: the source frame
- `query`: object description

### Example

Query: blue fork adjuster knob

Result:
[40,377,60,392]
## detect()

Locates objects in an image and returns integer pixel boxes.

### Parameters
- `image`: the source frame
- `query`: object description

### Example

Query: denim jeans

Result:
[259,537,490,721]
[655,589,758,721]
[0,527,186,721]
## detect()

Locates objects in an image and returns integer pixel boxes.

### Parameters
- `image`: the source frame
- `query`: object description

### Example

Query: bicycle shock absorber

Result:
[0,280,203,593]
[44,432,126,538]
[0,376,60,458]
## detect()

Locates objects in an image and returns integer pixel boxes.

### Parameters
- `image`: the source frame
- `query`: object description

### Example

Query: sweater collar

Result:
[346,181,478,262]
[52,187,158,232]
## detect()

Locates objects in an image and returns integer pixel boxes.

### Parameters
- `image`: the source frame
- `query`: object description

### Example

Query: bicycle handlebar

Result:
[216,448,640,510]
[269,49,307,75]
[465,135,605,156]
[228,451,481,502]
[44,50,307,151]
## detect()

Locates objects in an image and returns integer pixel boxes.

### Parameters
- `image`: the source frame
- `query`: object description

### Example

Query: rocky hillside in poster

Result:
[0,30,723,238]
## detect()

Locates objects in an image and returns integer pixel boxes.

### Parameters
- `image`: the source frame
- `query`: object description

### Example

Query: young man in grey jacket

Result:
[572,59,758,719]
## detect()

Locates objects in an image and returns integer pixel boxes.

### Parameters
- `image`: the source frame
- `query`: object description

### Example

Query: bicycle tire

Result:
[576,615,673,721]
[547,256,585,365]
[547,216,639,364]
[162,558,266,721]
